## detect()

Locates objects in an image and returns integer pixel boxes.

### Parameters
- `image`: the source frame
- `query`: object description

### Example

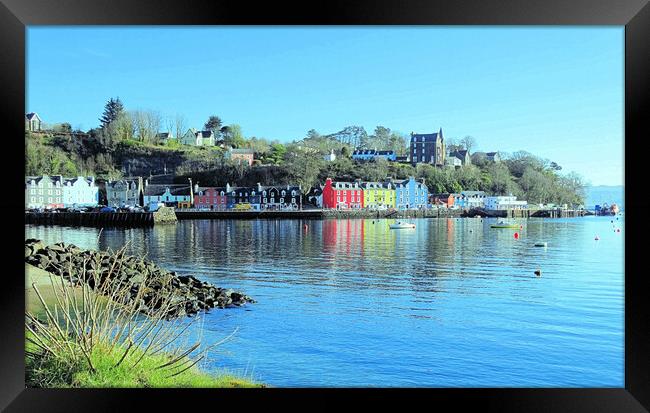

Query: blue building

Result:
[352,149,397,162]
[394,176,429,210]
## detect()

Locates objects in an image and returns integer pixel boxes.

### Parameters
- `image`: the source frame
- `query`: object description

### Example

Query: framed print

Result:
[1,0,648,411]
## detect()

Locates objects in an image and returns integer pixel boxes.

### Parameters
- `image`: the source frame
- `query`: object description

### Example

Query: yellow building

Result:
[361,182,396,209]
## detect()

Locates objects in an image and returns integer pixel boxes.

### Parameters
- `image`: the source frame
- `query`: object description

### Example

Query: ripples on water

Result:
[26,216,624,387]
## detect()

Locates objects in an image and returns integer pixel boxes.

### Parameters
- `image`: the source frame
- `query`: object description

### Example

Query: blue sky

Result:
[27,27,624,185]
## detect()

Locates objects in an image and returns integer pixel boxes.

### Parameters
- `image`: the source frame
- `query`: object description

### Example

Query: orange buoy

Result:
[514,232,519,239]
[616,228,621,233]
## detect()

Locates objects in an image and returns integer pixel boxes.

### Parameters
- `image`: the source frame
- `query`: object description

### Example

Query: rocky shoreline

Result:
[25,239,254,318]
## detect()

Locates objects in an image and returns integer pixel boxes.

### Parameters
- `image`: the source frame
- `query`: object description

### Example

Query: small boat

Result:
[534,242,548,247]
[389,221,416,229]
[490,220,519,229]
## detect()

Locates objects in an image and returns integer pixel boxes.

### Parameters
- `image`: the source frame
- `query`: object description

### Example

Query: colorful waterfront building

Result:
[225,184,261,210]
[484,195,528,211]
[25,175,64,209]
[62,176,99,207]
[394,176,429,210]
[143,185,191,207]
[193,186,228,210]
[430,193,455,208]
[322,178,363,209]
[258,184,302,210]
[361,182,395,210]
[352,149,397,162]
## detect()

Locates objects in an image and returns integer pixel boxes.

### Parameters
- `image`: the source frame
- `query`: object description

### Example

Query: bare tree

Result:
[174,113,187,142]
[460,136,477,153]
[133,110,161,143]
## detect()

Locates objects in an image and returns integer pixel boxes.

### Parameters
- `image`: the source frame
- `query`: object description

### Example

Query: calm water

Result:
[25,216,624,387]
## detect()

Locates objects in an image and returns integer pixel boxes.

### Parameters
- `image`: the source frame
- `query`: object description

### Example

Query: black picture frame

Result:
[2,0,648,411]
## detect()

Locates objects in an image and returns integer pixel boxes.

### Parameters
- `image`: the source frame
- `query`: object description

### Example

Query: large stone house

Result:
[62,177,99,207]
[25,113,43,132]
[25,175,64,209]
[410,128,445,167]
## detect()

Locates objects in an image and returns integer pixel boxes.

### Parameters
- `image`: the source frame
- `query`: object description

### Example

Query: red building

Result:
[193,187,228,210]
[322,178,364,209]
[430,193,455,208]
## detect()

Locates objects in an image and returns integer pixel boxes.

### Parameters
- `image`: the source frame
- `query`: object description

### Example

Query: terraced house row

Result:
[320,176,429,210]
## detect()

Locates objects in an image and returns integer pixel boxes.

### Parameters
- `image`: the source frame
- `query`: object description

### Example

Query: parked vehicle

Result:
[100,206,116,213]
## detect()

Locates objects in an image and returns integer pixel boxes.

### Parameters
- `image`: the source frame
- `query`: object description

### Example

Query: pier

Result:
[25,206,177,228]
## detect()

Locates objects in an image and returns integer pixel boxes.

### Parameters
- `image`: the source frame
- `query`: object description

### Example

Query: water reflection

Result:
[25,216,624,387]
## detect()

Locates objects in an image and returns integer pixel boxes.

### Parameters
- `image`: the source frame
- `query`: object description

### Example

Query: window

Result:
[280,198,284,203]
[263,190,267,196]
[291,197,295,203]
[31,197,35,203]
[292,190,296,196]
[264,198,267,203]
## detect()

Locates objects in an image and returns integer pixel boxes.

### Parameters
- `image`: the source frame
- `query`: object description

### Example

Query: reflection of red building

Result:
[322,178,364,209]
[322,219,364,256]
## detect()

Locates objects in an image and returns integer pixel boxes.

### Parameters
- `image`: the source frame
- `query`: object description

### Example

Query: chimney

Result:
[194,183,199,193]
[257,182,262,192]
[226,183,231,193]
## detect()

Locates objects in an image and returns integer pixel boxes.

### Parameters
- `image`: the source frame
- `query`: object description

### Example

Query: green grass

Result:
[25,249,263,388]
[26,338,261,388]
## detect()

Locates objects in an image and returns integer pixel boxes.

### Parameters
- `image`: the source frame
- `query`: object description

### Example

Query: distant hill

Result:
[585,185,624,210]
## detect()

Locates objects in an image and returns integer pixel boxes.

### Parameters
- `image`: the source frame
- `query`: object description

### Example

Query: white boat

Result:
[389,221,416,229]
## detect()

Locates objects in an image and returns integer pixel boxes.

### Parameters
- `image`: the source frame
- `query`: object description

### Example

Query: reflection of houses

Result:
[25,112,43,132]
[193,186,228,210]
[410,128,445,167]
[394,176,428,210]
[225,148,255,166]
[322,178,363,209]
[361,182,395,209]
[25,175,64,209]
[105,178,144,207]
[258,184,302,210]
[62,177,99,207]
[322,219,365,257]
[352,149,397,162]
[485,195,528,210]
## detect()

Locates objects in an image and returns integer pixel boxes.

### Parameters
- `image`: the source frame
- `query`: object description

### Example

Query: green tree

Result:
[99,97,124,128]
[267,143,287,165]
[204,116,222,134]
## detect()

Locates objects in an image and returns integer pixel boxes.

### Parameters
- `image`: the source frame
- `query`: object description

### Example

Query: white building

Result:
[485,195,528,211]
[323,150,336,162]
[25,175,64,209]
[62,177,99,207]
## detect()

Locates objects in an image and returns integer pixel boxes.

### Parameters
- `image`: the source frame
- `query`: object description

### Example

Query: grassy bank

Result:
[25,261,262,388]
